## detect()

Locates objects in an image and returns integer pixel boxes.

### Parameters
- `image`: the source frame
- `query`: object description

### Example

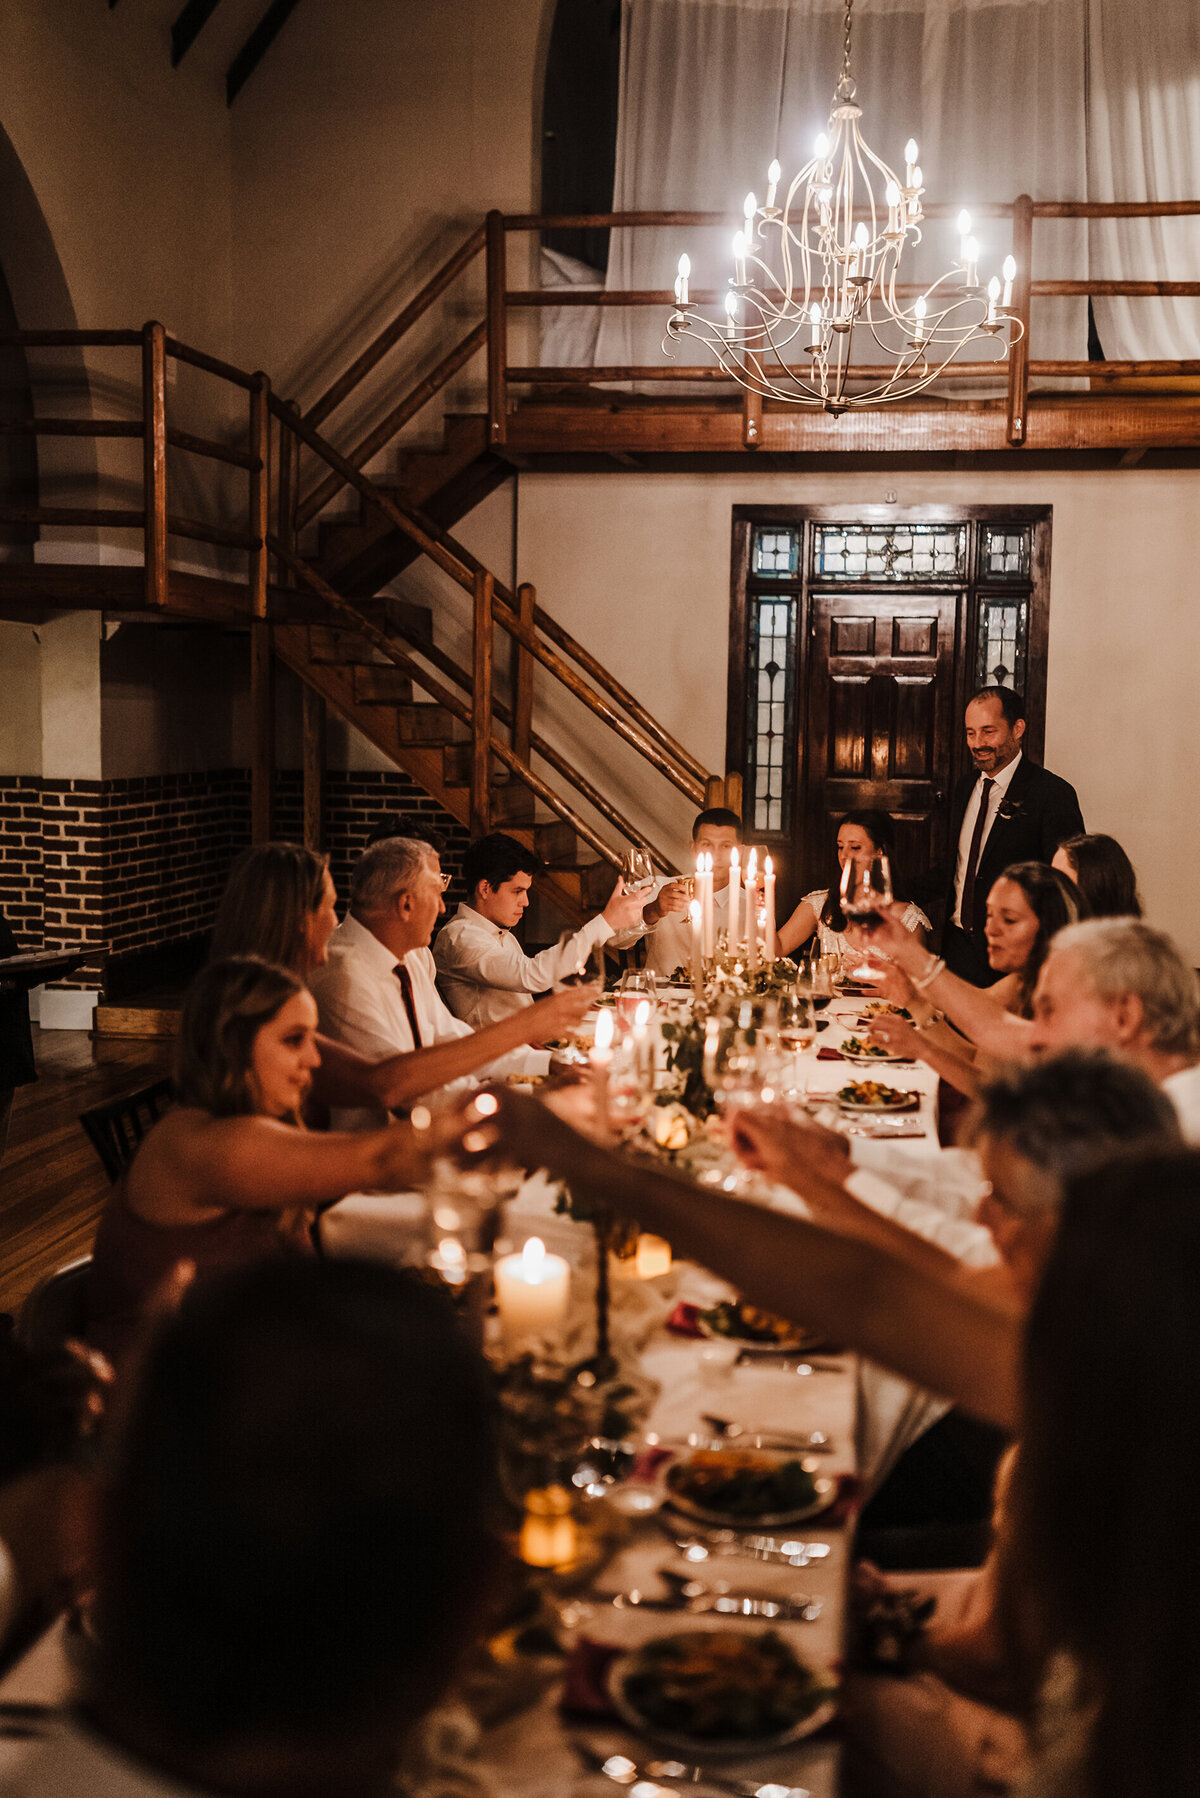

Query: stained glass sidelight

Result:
[975,595,1028,693]
[980,526,1031,579]
[746,595,796,834]
[753,528,800,576]
[813,524,967,581]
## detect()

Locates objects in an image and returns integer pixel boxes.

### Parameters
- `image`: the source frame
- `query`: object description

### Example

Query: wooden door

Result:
[801,590,960,893]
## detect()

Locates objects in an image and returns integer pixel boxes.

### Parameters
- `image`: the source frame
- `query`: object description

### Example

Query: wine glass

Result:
[616,967,657,1030]
[621,846,656,894]
[777,986,816,1053]
[812,946,839,1009]
[839,851,894,930]
[606,1029,656,1140]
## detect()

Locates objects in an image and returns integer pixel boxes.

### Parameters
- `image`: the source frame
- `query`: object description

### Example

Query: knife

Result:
[573,1740,811,1798]
[608,1589,822,1622]
[672,1532,833,1568]
[734,1352,843,1372]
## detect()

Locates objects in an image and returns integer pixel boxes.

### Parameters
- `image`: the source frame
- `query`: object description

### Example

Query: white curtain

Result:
[1087,0,1200,359]
[594,0,1089,388]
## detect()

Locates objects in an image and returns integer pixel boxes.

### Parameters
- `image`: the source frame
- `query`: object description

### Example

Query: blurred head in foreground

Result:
[89,1259,499,1798]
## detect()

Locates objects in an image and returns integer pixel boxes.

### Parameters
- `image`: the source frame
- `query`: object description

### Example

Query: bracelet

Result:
[911,955,945,994]
[913,1011,943,1033]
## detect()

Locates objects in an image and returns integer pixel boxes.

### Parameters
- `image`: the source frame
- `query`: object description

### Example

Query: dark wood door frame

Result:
[726,503,1053,913]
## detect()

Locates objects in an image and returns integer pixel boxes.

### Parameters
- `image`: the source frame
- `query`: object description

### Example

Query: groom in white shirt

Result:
[435,832,647,1028]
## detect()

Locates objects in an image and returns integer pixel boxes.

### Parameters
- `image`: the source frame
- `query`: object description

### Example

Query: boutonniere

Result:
[997,797,1023,821]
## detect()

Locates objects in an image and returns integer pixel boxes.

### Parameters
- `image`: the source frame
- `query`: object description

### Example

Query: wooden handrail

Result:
[1031,200,1200,218]
[167,426,259,470]
[0,418,143,437]
[485,209,507,447]
[295,320,487,528]
[1006,194,1034,445]
[503,204,1015,231]
[143,322,168,607]
[249,372,270,619]
[305,222,486,427]
[471,568,494,833]
[271,397,709,802]
[167,514,258,551]
[164,334,256,391]
[0,505,144,527]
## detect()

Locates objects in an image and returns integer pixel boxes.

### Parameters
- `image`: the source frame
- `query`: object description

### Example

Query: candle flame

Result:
[746,847,758,878]
[521,1236,547,1281]
[689,898,701,922]
[730,847,740,870]
[765,854,774,875]
[594,1009,614,1052]
[634,999,651,1029]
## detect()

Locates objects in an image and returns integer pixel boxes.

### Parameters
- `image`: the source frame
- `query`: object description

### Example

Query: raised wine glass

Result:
[839,852,894,932]
[621,846,656,894]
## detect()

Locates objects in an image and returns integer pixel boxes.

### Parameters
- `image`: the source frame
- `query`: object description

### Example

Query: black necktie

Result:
[960,778,996,929]
[393,962,423,1048]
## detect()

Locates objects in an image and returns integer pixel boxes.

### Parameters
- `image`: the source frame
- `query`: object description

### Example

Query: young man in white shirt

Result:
[643,807,742,978]
[434,833,648,1028]
[309,836,591,1126]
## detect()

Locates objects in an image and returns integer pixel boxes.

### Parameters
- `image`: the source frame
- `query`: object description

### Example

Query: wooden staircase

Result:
[272,596,620,928]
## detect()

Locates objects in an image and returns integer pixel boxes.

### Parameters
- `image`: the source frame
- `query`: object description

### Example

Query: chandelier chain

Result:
[837,0,856,101]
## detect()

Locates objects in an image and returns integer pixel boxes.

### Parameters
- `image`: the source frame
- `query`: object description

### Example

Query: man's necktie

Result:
[393,962,423,1048]
[960,778,996,930]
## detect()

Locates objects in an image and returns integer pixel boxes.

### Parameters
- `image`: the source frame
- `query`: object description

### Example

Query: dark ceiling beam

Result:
[226,0,304,104]
[171,0,227,67]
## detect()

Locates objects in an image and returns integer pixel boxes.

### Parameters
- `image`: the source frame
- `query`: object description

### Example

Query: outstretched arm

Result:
[493,1095,1021,1431]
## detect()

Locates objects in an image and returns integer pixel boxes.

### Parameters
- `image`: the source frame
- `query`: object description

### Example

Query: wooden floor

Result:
[0,1029,172,1318]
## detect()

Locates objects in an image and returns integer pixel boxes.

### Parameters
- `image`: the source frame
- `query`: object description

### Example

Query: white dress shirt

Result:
[801,888,930,956]
[434,902,613,1028]
[1163,1064,1200,1143]
[952,750,1023,926]
[309,913,541,1128]
[645,883,729,977]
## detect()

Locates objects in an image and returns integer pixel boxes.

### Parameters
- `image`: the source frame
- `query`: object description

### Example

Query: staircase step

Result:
[308,624,376,664]
[356,595,434,644]
[395,703,470,745]
[489,781,537,824]
[353,664,415,704]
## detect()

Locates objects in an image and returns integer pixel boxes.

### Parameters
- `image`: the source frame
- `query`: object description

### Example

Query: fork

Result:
[700,1416,832,1453]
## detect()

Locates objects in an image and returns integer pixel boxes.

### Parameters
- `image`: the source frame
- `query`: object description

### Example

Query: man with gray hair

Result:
[1028,917,1200,1138]
[309,837,591,1126]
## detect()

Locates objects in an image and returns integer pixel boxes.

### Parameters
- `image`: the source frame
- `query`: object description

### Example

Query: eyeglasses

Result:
[436,872,452,891]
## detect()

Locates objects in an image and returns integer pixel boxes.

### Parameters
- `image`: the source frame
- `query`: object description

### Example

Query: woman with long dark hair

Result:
[777,809,929,959]
[1051,834,1143,920]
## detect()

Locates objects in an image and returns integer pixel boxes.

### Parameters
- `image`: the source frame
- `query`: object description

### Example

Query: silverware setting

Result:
[608,1574,822,1622]
[671,1531,833,1569]
[733,1353,842,1373]
[573,1738,811,1798]
[698,1417,833,1454]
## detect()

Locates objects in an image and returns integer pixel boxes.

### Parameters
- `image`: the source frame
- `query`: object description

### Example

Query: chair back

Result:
[17,1255,93,1354]
[79,1076,174,1183]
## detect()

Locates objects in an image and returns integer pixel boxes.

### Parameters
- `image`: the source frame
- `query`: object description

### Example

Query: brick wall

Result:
[0,766,468,995]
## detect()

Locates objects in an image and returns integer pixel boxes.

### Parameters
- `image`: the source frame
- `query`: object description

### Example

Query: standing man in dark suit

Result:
[943,686,1084,986]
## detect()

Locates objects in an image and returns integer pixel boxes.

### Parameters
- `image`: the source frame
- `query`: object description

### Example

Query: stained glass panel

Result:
[980,526,1031,580]
[975,596,1028,693]
[746,595,796,835]
[752,528,800,576]
[813,524,967,581]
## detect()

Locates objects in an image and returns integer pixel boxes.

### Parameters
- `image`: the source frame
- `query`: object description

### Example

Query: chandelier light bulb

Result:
[904,137,919,169]
[1002,253,1016,307]
[912,293,927,342]
[809,301,822,346]
[731,230,748,286]
[724,289,739,338]
[815,132,830,161]
[987,274,1001,323]
[676,252,691,306]
[766,158,782,208]
[957,208,973,239]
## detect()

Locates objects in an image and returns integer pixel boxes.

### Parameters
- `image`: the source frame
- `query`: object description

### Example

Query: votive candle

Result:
[495,1236,571,1347]
[519,1484,577,1569]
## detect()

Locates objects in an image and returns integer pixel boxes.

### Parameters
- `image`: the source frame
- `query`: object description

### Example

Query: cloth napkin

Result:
[817,1045,845,1060]
[666,1301,705,1338]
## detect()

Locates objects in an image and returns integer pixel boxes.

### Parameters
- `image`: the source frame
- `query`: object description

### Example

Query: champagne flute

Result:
[607,1030,655,1140]
[621,846,656,894]
[616,967,657,1030]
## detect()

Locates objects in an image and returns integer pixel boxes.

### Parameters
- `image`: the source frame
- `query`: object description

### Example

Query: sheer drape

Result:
[1087,0,1200,359]
[593,0,1089,386]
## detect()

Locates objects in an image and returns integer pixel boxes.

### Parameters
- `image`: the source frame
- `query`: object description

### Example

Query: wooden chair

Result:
[17,1255,92,1354]
[79,1076,173,1184]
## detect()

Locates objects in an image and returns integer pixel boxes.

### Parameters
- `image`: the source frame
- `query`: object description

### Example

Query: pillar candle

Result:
[764,854,777,961]
[728,848,741,958]
[634,1233,672,1279]
[494,1236,571,1347]
[700,853,714,958]
[519,1484,577,1569]
[745,849,758,972]
[590,1007,614,1136]
[689,898,704,1004]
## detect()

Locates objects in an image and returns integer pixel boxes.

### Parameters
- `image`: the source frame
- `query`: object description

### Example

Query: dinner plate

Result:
[607,1631,838,1758]
[662,1452,836,1530]
[836,1088,921,1113]
[695,1305,825,1357]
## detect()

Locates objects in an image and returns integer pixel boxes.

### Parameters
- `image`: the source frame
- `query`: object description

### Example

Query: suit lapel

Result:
[978,758,1035,885]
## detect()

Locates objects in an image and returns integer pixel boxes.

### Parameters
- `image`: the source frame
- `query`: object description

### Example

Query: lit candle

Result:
[810,301,822,347]
[728,847,742,957]
[677,252,691,307]
[732,230,747,288]
[851,221,869,280]
[904,138,919,189]
[913,295,927,344]
[745,848,758,973]
[957,209,973,268]
[814,132,830,164]
[494,1236,571,1348]
[765,158,781,210]
[519,1485,577,1569]
[743,190,757,247]
[1002,254,1016,309]
[987,275,1001,324]
[690,899,704,1002]
[764,854,776,961]
[886,180,901,235]
[908,167,923,220]
[700,852,714,958]
[635,1234,672,1279]
[724,290,739,340]
[964,237,980,289]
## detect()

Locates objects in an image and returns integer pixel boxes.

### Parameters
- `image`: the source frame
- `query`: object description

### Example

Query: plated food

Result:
[839,1034,895,1061]
[665,1447,833,1527]
[836,1080,921,1112]
[859,1000,912,1021]
[611,1628,837,1752]
[697,1299,823,1355]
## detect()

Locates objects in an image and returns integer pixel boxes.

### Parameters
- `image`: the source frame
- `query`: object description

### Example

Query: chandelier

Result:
[665,0,1023,414]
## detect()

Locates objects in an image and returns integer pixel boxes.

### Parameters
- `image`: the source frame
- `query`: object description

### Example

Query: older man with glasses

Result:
[309,837,591,1126]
